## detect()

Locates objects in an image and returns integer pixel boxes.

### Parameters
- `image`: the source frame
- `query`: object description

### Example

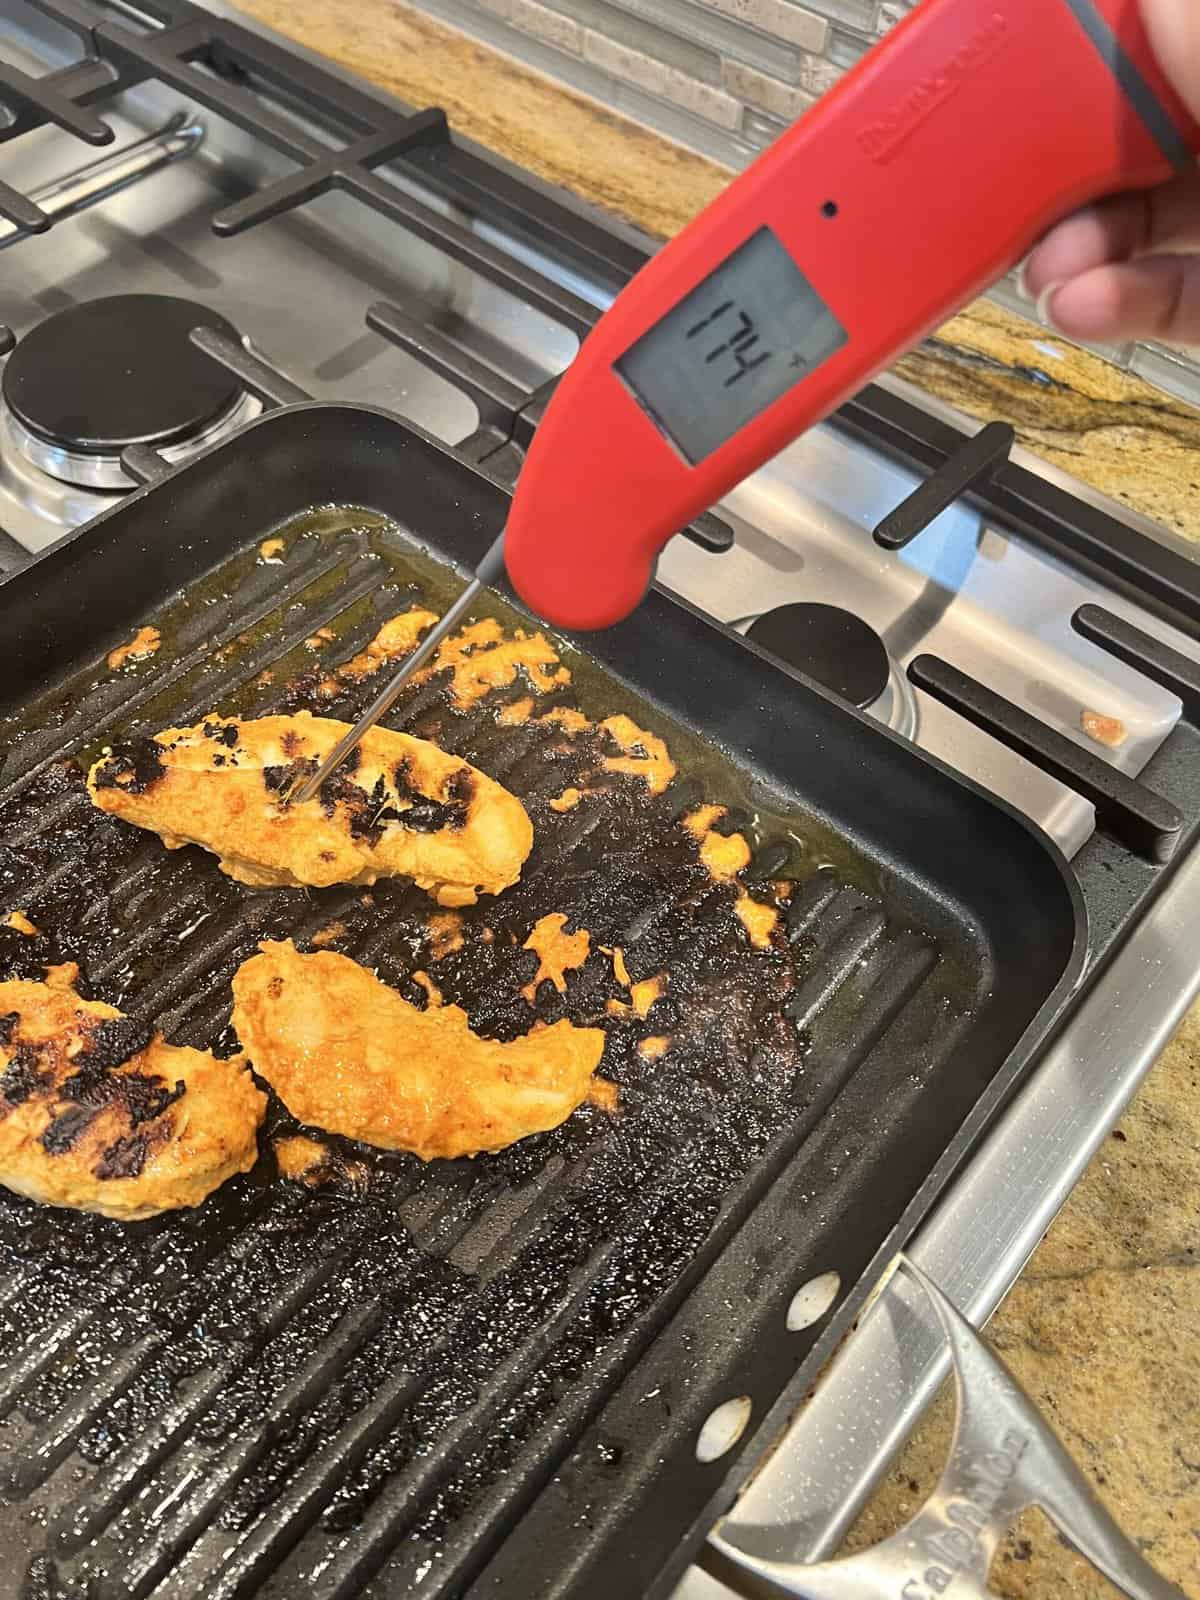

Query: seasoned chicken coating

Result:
[0,964,265,1220]
[231,940,609,1161]
[87,711,533,905]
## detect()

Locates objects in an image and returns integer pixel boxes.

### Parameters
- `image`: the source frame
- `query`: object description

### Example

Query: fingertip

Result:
[1040,271,1125,341]
[1035,281,1065,328]
[1023,217,1101,300]
[1021,240,1057,303]
[1023,197,1149,300]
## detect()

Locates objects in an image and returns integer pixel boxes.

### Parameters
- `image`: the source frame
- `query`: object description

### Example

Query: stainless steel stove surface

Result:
[659,406,1196,857]
[0,3,1199,1598]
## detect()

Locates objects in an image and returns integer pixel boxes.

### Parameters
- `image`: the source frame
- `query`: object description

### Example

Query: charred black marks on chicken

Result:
[94,1132,151,1180]
[298,756,473,843]
[58,1016,185,1127]
[74,1016,154,1073]
[64,1065,185,1126]
[391,759,471,832]
[90,738,167,795]
[41,1103,98,1155]
[309,770,376,841]
[263,757,318,797]
[0,1046,48,1107]
[446,766,474,813]
[0,1003,187,1141]
[203,722,240,748]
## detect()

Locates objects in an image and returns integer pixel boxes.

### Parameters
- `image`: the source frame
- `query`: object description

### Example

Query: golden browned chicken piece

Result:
[231,940,609,1161]
[0,964,265,1220]
[87,711,533,906]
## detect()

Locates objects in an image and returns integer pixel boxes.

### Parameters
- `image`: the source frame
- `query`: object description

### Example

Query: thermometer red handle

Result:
[502,0,1200,630]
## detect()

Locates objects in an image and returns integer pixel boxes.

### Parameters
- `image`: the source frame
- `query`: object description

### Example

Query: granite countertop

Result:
[232,5,1200,1591]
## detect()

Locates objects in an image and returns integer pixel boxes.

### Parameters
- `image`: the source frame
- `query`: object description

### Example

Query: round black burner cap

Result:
[746,603,890,709]
[3,295,243,454]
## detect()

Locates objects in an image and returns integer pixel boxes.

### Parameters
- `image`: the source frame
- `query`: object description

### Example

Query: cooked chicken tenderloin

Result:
[231,940,608,1160]
[87,711,533,905]
[0,964,265,1220]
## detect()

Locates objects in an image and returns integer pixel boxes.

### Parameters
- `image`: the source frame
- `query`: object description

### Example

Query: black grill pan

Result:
[0,404,1085,1600]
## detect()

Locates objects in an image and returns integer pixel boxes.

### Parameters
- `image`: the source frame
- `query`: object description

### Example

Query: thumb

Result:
[1141,0,1200,124]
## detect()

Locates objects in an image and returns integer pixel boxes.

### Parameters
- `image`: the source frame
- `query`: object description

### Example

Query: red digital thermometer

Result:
[502,0,1200,630]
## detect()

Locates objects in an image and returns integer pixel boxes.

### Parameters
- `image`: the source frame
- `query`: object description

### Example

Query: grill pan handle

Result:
[703,1257,1184,1600]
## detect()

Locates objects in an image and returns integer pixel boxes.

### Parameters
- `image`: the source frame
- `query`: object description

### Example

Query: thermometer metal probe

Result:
[292,0,1200,806]
[289,539,504,806]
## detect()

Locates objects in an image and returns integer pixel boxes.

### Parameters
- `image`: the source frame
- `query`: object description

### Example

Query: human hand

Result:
[1022,0,1200,344]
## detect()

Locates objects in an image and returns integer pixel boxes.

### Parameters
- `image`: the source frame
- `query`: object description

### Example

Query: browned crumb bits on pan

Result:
[426,911,465,961]
[607,973,666,1021]
[734,893,779,950]
[339,610,439,682]
[638,1036,671,1062]
[599,714,676,794]
[683,806,779,950]
[588,1078,620,1112]
[274,1134,368,1188]
[521,913,591,1003]
[540,706,589,733]
[497,697,535,727]
[410,970,443,1007]
[107,626,161,671]
[274,1134,329,1183]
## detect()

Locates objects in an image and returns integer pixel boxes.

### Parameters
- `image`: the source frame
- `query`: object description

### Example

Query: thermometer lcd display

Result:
[614,225,847,466]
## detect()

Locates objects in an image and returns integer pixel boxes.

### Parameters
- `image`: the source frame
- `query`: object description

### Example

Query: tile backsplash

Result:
[405,0,1200,410]
[409,0,900,166]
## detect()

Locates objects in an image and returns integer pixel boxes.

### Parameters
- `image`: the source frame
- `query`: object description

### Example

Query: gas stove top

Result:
[1,2,1199,1596]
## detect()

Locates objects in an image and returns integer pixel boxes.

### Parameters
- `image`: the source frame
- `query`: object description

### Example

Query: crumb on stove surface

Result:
[1081,708,1127,748]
